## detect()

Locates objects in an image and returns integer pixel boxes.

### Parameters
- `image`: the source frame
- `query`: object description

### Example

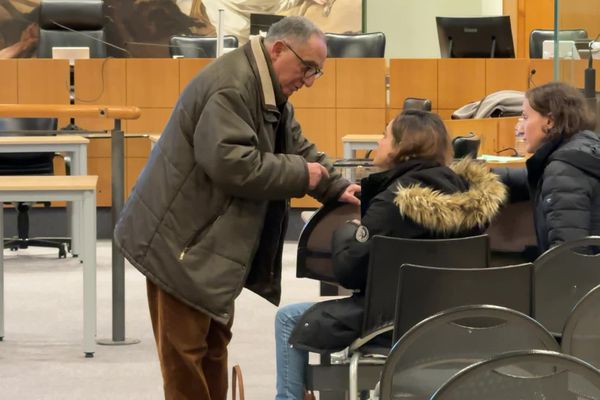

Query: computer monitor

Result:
[250,13,285,37]
[436,16,515,58]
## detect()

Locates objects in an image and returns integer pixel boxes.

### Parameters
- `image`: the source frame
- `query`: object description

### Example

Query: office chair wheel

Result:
[58,243,68,259]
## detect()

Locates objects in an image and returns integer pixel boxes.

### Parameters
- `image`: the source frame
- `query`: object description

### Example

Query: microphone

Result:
[528,68,536,88]
[49,19,132,57]
[584,34,600,99]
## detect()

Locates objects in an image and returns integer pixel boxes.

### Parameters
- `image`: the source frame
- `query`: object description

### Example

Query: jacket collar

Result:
[247,37,286,113]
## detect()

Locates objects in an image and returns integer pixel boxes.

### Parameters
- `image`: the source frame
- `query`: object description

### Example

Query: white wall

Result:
[365,0,503,58]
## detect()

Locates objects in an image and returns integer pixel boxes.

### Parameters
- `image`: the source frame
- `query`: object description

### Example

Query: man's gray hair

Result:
[264,16,324,45]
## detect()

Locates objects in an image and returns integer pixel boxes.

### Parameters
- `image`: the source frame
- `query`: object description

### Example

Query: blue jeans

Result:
[275,302,315,400]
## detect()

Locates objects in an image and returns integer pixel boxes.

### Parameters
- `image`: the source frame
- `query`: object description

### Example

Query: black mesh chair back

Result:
[296,202,360,283]
[529,29,588,58]
[430,350,600,400]
[0,118,57,175]
[485,200,537,266]
[38,0,107,58]
[363,235,490,337]
[380,306,558,400]
[394,262,534,342]
[562,284,600,369]
[452,133,480,159]
[169,35,239,58]
[402,97,432,112]
[535,236,600,336]
[325,32,386,58]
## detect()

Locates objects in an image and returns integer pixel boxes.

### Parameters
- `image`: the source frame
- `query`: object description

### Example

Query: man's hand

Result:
[338,183,361,206]
[307,162,329,190]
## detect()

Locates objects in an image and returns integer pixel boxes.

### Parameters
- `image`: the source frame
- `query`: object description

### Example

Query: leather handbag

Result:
[232,364,245,400]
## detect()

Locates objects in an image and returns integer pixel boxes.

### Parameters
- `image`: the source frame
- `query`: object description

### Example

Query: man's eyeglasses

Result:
[282,42,323,80]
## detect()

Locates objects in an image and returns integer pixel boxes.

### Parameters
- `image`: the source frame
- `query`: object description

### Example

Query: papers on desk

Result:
[478,154,527,163]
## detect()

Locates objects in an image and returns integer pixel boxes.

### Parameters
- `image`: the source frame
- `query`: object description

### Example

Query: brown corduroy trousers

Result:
[147,280,233,400]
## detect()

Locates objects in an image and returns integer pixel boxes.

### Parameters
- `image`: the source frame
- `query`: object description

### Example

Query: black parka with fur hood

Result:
[289,158,507,352]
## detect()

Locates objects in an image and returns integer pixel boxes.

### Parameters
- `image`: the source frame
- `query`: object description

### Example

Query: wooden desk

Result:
[0,176,97,356]
[0,135,89,256]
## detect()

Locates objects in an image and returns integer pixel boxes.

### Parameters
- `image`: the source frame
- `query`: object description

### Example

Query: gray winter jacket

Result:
[114,37,349,324]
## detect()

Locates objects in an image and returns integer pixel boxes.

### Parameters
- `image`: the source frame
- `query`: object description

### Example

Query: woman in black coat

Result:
[274,110,507,400]
[496,82,600,255]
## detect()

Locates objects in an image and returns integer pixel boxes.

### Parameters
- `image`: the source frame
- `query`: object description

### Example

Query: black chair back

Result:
[363,234,490,337]
[380,306,558,400]
[394,262,534,342]
[0,118,58,175]
[169,35,239,58]
[325,32,386,58]
[535,236,600,336]
[38,0,107,58]
[296,202,360,283]
[529,28,588,58]
[562,284,600,369]
[452,133,480,159]
[402,97,432,111]
[430,350,600,400]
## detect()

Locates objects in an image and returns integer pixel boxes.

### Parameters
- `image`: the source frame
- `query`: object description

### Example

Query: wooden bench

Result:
[0,176,98,357]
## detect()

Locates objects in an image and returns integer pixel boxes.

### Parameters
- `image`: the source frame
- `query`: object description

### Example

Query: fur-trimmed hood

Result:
[394,159,507,234]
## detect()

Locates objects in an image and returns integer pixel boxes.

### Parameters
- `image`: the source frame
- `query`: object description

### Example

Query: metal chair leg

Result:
[349,351,361,400]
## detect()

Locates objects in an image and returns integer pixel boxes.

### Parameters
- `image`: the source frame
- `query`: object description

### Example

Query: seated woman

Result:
[495,81,600,255]
[274,109,507,400]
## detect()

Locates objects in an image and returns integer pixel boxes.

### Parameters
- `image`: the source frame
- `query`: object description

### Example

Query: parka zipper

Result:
[179,199,232,261]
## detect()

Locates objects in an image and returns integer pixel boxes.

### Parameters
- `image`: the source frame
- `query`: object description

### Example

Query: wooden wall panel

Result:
[389,59,438,109]
[444,119,498,155]
[74,59,127,131]
[336,109,386,158]
[179,59,213,91]
[290,59,336,108]
[497,116,520,154]
[126,59,179,108]
[486,59,530,94]
[294,108,337,157]
[336,59,386,109]
[0,60,18,103]
[126,157,148,199]
[127,108,172,134]
[558,0,600,38]
[438,59,486,110]
[17,59,70,104]
[524,0,555,58]
[88,157,111,207]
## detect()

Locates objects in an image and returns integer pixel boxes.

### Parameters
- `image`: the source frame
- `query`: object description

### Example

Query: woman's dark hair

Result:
[389,109,452,165]
[526,81,596,140]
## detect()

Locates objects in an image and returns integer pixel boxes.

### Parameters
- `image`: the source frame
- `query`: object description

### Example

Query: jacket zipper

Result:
[179,199,232,261]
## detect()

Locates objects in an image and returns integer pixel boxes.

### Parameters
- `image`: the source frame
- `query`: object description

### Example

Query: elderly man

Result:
[115,16,359,400]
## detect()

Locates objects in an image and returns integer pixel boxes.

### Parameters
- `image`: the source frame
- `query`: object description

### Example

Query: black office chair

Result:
[534,237,600,336]
[0,118,70,258]
[169,35,239,58]
[529,29,588,58]
[402,97,432,112]
[452,132,480,159]
[430,350,600,400]
[379,305,558,400]
[324,32,386,58]
[37,0,107,58]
